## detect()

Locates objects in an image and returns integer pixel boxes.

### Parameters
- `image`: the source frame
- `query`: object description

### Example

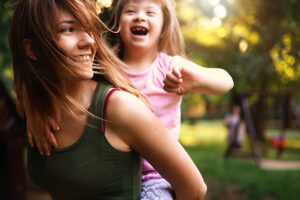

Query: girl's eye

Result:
[125,10,135,13]
[147,11,155,15]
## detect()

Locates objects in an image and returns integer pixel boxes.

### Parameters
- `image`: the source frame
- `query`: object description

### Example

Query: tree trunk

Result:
[251,94,267,142]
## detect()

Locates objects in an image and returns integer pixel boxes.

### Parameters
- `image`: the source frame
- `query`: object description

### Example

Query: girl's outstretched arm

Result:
[105,91,207,200]
[163,56,234,96]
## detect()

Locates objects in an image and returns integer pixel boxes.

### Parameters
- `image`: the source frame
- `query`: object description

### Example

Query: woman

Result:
[9,0,206,199]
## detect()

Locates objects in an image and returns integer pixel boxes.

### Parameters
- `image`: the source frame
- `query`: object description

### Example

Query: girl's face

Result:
[56,10,96,80]
[119,0,164,52]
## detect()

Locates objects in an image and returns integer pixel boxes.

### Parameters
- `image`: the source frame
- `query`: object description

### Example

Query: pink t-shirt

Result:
[122,52,182,181]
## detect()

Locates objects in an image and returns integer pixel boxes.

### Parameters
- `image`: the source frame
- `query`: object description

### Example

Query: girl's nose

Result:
[78,31,95,49]
[134,11,146,22]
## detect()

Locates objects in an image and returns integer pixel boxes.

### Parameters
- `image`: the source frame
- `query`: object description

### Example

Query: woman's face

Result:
[56,10,96,80]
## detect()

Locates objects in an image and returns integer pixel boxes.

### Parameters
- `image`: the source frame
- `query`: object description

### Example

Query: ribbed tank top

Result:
[26,82,141,200]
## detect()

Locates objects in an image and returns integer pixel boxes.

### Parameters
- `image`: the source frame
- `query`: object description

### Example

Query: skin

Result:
[25,9,207,199]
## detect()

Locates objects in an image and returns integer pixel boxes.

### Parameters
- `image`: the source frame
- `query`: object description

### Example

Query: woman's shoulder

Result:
[107,90,146,112]
[105,90,152,123]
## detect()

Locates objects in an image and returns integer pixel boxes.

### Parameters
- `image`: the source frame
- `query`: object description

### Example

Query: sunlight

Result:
[214,4,227,18]
[270,34,298,82]
[226,0,234,4]
[212,17,222,27]
[4,68,13,79]
[239,39,248,52]
[208,0,220,6]
[232,25,260,45]
[95,0,113,14]
[176,2,197,23]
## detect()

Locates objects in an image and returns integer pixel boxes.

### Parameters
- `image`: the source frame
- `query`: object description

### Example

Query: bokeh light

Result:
[212,17,222,27]
[208,0,220,6]
[214,4,227,19]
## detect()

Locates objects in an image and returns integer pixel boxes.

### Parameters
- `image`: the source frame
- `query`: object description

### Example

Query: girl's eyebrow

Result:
[124,2,138,8]
[146,5,159,10]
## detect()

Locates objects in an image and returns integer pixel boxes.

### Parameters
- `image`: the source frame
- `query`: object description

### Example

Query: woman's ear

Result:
[23,39,37,61]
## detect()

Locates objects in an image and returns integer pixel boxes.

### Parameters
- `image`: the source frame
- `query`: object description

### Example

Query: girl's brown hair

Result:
[106,0,186,58]
[9,0,149,125]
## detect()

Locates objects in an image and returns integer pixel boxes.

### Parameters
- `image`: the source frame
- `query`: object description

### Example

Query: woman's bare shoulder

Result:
[105,90,151,121]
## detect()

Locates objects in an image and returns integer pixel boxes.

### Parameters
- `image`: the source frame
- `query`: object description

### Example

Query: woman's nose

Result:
[78,31,95,49]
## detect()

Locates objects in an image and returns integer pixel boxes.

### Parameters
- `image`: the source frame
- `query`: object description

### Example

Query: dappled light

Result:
[239,39,248,52]
[213,4,227,19]
[95,0,113,14]
[232,25,260,45]
[176,0,300,91]
[270,34,299,83]
[211,16,221,27]
[1,0,300,200]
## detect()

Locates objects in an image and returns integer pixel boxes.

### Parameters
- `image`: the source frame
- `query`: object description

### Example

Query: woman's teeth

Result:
[76,55,90,62]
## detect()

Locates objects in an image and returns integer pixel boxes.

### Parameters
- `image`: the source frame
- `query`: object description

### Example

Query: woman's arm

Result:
[105,91,207,200]
[163,56,234,96]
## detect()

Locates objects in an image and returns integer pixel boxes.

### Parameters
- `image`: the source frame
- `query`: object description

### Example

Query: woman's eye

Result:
[60,27,74,33]
[64,27,73,32]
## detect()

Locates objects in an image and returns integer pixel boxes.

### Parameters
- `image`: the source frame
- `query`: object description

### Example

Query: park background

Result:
[1,0,300,199]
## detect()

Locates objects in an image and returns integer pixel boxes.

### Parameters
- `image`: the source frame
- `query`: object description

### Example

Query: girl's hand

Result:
[27,115,59,156]
[163,58,196,95]
[163,56,234,96]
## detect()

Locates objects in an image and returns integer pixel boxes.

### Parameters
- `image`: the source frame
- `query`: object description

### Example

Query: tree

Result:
[175,0,300,141]
[0,0,17,90]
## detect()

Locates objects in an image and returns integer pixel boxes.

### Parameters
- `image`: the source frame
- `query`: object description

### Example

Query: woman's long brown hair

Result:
[9,0,149,126]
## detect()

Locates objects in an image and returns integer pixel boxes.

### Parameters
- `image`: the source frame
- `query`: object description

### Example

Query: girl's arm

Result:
[26,115,58,156]
[17,99,58,156]
[163,56,234,96]
[105,91,207,200]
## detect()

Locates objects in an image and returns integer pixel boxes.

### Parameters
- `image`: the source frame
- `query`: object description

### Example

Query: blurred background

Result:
[1,0,300,199]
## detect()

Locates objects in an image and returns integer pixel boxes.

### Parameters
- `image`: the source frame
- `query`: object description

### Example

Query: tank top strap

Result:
[89,81,113,131]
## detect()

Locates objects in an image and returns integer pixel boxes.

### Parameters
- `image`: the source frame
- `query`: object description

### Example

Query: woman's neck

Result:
[122,47,159,73]
[65,79,97,111]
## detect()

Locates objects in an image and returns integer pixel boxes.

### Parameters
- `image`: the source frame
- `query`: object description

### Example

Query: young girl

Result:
[106,0,234,199]
[10,0,206,199]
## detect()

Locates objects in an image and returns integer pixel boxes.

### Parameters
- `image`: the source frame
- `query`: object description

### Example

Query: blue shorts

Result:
[140,178,175,200]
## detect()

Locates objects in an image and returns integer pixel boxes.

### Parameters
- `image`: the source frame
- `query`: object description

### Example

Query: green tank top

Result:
[26,82,141,200]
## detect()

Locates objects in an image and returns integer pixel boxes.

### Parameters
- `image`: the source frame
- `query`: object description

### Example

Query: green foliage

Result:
[176,0,300,99]
[0,0,17,89]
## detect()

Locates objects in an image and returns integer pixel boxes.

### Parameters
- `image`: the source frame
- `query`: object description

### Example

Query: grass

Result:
[179,120,300,200]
